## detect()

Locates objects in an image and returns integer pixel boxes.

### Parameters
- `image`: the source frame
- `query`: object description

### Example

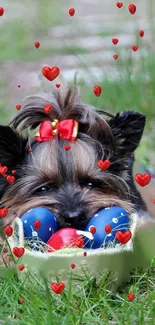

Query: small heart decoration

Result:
[93,86,102,97]
[34,220,41,230]
[139,30,144,37]
[13,247,25,258]
[89,225,96,235]
[51,282,65,294]
[128,293,135,301]
[116,230,132,244]
[135,173,151,187]
[43,104,52,113]
[18,265,25,271]
[98,159,111,171]
[6,176,16,184]
[34,41,40,48]
[0,208,8,218]
[0,7,4,16]
[132,46,138,51]
[64,145,71,151]
[128,4,136,15]
[16,105,21,110]
[113,54,118,59]
[112,38,119,45]
[42,66,60,81]
[4,225,13,237]
[71,263,76,269]
[69,8,75,16]
[56,84,60,88]
[105,224,112,234]
[0,166,8,174]
[116,2,123,8]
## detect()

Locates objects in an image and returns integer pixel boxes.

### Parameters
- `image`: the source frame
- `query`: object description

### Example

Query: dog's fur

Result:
[0,83,149,232]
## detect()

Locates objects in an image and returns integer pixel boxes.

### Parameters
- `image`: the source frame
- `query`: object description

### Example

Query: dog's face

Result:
[0,86,146,230]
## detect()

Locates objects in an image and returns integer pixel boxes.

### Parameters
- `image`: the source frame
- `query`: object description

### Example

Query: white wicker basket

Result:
[7,213,155,290]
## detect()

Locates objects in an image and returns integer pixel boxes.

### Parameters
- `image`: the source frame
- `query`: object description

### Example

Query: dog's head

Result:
[0,84,146,230]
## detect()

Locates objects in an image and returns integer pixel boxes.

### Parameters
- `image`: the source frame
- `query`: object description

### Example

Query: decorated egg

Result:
[84,206,130,249]
[21,207,58,245]
[46,228,93,252]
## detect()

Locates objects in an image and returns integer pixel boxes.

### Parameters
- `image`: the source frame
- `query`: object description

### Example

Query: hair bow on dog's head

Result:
[35,119,79,142]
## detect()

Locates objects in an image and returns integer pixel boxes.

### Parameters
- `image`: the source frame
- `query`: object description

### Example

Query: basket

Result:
[7,212,155,291]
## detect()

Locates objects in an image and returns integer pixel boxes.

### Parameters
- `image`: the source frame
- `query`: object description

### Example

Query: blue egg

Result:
[21,207,58,244]
[84,206,130,249]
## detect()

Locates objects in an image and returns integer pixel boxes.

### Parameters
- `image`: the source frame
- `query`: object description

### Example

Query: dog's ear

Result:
[108,111,146,155]
[0,126,28,168]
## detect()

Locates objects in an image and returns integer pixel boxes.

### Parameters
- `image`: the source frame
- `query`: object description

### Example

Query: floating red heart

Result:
[105,224,112,234]
[64,145,71,151]
[56,84,60,88]
[4,225,13,237]
[69,8,75,16]
[16,105,21,110]
[71,263,76,269]
[98,159,111,171]
[51,282,65,294]
[34,41,40,48]
[28,148,33,152]
[113,54,118,60]
[34,220,41,230]
[43,104,52,114]
[116,230,132,244]
[7,176,16,184]
[17,84,21,88]
[93,86,102,97]
[42,66,60,81]
[116,2,123,8]
[128,293,135,301]
[0,166,8,175]
[139,30,144,37]
[135,173,151,187]
[0,208,8,218]
[83,251,87,256]
[0,7,4,16]
[112,38,119,45]
[18,265,25,271]
[89,226,96,235]
[12,170,16,174]
[132,46,138,52]
[74,237,84,248]
[128,4,136,15]
[13,247,25,258]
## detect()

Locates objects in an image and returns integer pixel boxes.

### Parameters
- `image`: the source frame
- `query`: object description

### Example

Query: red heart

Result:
[128,293,135,301]
[28,148,33,152]
[132,46,138,52]
[34,41,40,48]
[83,251,87,256]
[0,208,8,218]
[89,226,96,235]
[128,4,136,15]
[98,159,111,171]
[18,265,25,271]
[115,230,132,244]
[13,247,25,258]
[112,38,119,45]
[74,237,84,248]
[0,166,8,174]
[42,66,60,81]
[93,86,102,97]
[43,104,52,113]
[69,8,75,16]
[105,224,112,234]
[34,220,41,230]
[16,104,21,110]
[12,170,16,174]
[64,145,71,151]
[6,176,16,184]
[18,299,25,304]
[139,30,144,37]
[4,225,13,237]
[0,7,4,16]
[56,84,60,88]
[113,54,118,60]
[51,282,65,294]
[17,84,21,88]
[116,2,123,8]
[71,263,76,269]
[135,173,151,187]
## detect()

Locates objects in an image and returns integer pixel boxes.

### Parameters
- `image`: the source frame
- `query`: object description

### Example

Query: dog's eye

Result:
[79,179,103,189]
[34,183,57,193]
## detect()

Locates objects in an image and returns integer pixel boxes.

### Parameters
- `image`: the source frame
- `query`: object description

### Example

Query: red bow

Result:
[35,119,79,142]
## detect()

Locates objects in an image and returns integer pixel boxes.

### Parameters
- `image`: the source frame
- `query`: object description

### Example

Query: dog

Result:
[0,82,152,239]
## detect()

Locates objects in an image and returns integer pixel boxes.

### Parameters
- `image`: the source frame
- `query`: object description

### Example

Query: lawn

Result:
[0,0,155,324]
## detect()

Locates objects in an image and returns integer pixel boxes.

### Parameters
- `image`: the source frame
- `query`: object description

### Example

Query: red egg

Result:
[47,228,85,252]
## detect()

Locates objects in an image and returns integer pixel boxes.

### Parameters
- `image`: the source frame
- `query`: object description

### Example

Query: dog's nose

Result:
[64,210,86,224]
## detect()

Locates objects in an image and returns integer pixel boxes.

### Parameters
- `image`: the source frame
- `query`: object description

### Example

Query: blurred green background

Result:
[0,0,155,169]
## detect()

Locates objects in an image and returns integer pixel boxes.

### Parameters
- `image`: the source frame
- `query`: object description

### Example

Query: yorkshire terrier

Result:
[0,82,151,242]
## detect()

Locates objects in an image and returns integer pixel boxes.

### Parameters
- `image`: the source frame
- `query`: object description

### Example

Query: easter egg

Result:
[47,228,89,252]
[21,207,58,245]
[84,206,130,249]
